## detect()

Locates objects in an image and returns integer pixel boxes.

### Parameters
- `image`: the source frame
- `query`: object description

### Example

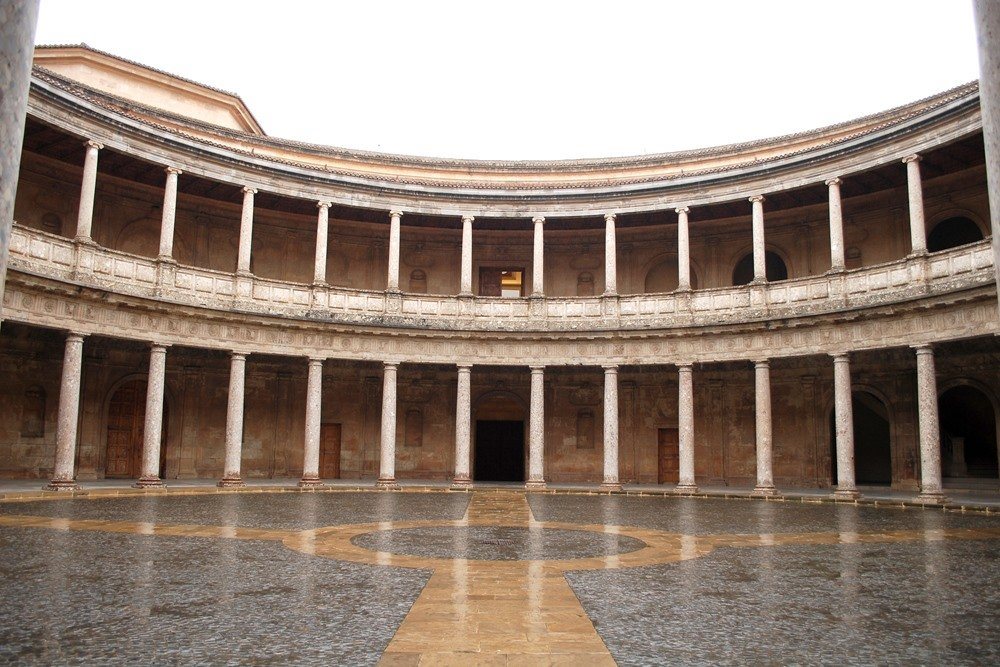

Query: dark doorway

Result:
[927,216,984,252]
[830,391,891,485]
[939,386,998,478]
[732,251,788,286]
[474,420,525,482]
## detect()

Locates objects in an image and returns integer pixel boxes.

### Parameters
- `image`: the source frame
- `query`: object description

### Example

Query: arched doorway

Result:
[732,251,788,286]
[939,385,998,479]
[105,379,168,478]
[473,391,526,482]
[927,216,984,252]
[644,257,699,293]
[830,390,892,485]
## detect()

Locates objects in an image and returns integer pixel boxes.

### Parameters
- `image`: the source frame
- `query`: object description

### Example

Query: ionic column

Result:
[313,201,331,285]
[601,365,621,491]
[532,216,545,296]
[376,361,400,488]
[236,187,256,276]
[831,353,859,499]
[826,178,845,272]
[914,345,946,502]
[157,167,182,261]
[46,332,86,491]
[387,210,402,292]
[300,357,324,487]
[218,352,247,487]
[903,155,927,255]
[749,195,767,282]
[676,364,697,493]
[603,213,618,295]
[452,364,473,488]
[135,343,169,488]
[676,206,691,291]
[460,215,474,295]
[526,365,546,489]
[752,359,777,495]
[74,140,103,243]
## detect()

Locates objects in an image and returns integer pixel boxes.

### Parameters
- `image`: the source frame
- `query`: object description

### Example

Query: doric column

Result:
[313,201,331,285]
[460,215,474,295]
[218,352,247,487]
[452,364,473,488]
[46,332,86,491]
[532,216,545,296]
[676,206,691,291]
[603,213,618,295]
[752,359,777,495]
[526,365,546,489]
[387,210,402,292]
[826,178,845,272]
[300,357,325,487]
[74,140,103,243]
[831,353,859,499]
[749,195,766,282]
[157,167,182,261]
[914,345,945,502]
[975,0,1000,299]
[676,364,697,492]
[135,343,169,488]
[377,361,399,488]
[601,365,621,491]
[236,186,256,276]
[903,155,927,255]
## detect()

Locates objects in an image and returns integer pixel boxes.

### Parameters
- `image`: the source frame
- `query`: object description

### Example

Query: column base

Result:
[524,480,547,491]
[133,477,165,489]
[311,280,328,289]
[450,477,473,491]
[44,479,79,492]
[298,477,325,488]
[751,485,778,497]
[915,491,947,504]
[832,488,861,500]
[824,266,846,276]
[599,482,623,492]
[156,256,178,265]
[375,477,400,490]
[235,270,254,278]
[73,236,97,246]
[217,477,245,488]
[673,484,699,495]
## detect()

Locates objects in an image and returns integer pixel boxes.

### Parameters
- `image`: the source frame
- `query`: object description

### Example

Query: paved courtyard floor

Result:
[1,488,998,665]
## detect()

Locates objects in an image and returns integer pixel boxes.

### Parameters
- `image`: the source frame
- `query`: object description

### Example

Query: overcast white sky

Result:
[34,0,980,160]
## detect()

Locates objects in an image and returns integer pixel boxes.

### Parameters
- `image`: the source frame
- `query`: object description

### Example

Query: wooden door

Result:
[478,267,504,296]
[658,427,679,484]
[320,423,342,479]
[106,380,145,478]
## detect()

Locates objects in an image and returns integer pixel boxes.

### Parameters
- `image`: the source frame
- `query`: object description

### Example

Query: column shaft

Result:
[676,207,691,290]
[827,178,845,271]
[135,344,168,487]
[601,365,621,491]
[377,361,399,488]
[314,202,330,285]
[750,196,766,282]
[236,187,256,275]
[219,352,246,487]
[158,168,181,260]
[904,155,927,254]
[46,333,85,490]
[532,216,545,296]
[460,215,474,295]
[832,353,859,498]
[300,357,324,486]
[387,210,402,292]
[75,141,102,242]
[915,345,945,501]
[603,214,617,295]
[453,365,473,487]
[975,0,1000,299]
[753,360,776,495]
[676,364,697,492]
[527,365,546,488]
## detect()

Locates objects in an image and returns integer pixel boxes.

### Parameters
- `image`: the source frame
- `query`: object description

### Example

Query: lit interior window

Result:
[500,270,523,297]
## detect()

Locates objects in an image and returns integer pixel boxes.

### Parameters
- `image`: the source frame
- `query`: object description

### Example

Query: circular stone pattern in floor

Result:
[351,525,647,561]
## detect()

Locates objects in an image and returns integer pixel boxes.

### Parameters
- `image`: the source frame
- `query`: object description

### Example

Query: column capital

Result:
[529,365,545,373]
[675,206,690,215]
[830,352,851,363]
[825,177,842,187]
[149,342,171,352]
[677,362,693,371]
[748,195,765,204]
[902,153,922,164]
[602,364,619,373]
[912,343,934,355]
[383,360,401,370]
[165,166,183,176]
[242,186,257,195]
[230,351,247,361]
[532,215,545,225]
[65,331,88,342]
[457,363,473,372]
[461,214,475,224]
[316,200,331,210]
[84,140,104,151]
[753,358,771,368]
[307,356,326,365]
[389,209,404,218]
[604,213,617,223]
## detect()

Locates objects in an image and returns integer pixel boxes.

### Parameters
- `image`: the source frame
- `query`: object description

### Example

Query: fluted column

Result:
[156,167,182,261]
[526,365,546,489]
[826,177,845,272]
[676,364,697,492]
[676,206,691,291]
[532,216,545,296]
[452,364,473,488]
[832,353,859,499]
[387,210,402,292]
[313,201,331,285]
[903,155,927,255]
[460,215,474,295]
[46,332,86,491]
[914,345,945,502]
[300,357,325,487]
[749,195,766,282]
[603,213,617,295]
[236,187,256,275]
[377,361,400,488]
[135,343,168,488]
[601,365,621,491]
[74,140,103,243]
[218,352,247,487]
[752,359,777,496]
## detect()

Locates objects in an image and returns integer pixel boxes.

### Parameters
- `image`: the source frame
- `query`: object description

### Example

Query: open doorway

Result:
[939,385,998,479]
[830,390,891,485]
[474,420,525,482]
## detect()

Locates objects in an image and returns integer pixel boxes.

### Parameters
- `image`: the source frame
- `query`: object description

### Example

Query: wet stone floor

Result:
[0,490,996,665]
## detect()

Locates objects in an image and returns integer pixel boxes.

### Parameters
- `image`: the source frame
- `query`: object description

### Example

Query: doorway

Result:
[474,420,525,482]
[106,379,168,478]
[320,423,342,479]
[830,390,891,485]
[657,427,679,484]
[939,385,998,479]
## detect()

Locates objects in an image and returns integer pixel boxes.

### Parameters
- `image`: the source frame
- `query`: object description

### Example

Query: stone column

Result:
[532,216,545,296]
[377,361,399,488]
[831,353,859,499]
[914,345,946,502]
[157,168,182,261]
[452,364,473,488]
[676,364,698,492]
[387,210,402,293]
[601,365,621,491]
[74,141,103,243]
[236,187,257,276]
[826,178,846,272]
[903,155,927,255]
[752,359,777,495]
[299,357,325,487]
[526,365,546,489]
[135,343,169,488]
[46,332,86,491]
[219,352,247,487]
[603,213,618,295]
[676,206,691,291]
[974,0,1000,299]
[460,215,474,295]
[749,195,766,282]
[313,201,331,285]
